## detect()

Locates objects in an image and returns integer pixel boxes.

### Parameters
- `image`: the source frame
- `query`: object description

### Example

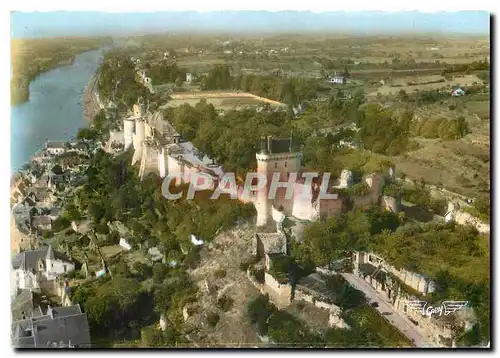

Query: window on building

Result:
[274,163,278,169]
[63,265,67,273]
[284,161,287,168]
[51,263,54,268]
[404,305,407,313]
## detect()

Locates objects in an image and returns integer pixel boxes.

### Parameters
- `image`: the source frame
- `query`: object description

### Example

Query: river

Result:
[10,49,104,174]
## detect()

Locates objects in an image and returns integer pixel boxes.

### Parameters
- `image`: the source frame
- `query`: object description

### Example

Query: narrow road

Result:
[341,273,434,348]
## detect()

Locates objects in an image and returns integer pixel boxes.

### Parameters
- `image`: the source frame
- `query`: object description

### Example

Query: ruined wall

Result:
[354,251,434,295]
[454,211,490,234]
[294,288,315,304]
[264,272,292,308]
[352,193,378,209]
[385,265,433,295]
[382,195,401,213]
[294,288,347,329]
[318,197,344,220]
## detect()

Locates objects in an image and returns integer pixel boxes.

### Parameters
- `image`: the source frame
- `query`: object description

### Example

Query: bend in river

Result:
[11,49,103,173]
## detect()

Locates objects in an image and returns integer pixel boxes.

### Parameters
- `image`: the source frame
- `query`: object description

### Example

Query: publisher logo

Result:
[407,300,469,318]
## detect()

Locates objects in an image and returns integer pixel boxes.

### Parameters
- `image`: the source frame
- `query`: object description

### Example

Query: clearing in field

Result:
[162,91,285,111]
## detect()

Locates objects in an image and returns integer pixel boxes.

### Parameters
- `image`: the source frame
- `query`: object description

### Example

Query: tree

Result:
[133,262,153,280]
[77,127,98,141]
[152,262,167,283]
[76,277,153,338]
[51,164,64,175]
[246,294,275,335]
[267,311,308,347]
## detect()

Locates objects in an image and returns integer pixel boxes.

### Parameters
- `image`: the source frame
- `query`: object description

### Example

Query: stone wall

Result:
[354,251,435,296]
[294,288,315,304]
[454,211,490,234]
[382,195,401,213]
[352,193,379,209]
[264,272,292,307]
[386,265,434,295]
[294,288,347,329]
[318,197,344,219]
[246,269,292,309]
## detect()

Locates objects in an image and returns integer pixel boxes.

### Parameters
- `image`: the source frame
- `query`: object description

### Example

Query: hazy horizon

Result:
[11,11,490,39]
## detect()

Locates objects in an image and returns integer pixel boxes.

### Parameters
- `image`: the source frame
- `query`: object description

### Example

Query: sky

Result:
[11,11,490,38]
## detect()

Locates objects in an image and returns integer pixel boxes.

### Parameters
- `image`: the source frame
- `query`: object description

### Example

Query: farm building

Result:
[452,87,466,97]
[327,76,346,85]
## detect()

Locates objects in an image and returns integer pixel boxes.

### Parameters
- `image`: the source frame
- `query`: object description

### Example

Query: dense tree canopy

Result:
[291,206,401,267]
[165,101,293,177]
[70,276,155,339]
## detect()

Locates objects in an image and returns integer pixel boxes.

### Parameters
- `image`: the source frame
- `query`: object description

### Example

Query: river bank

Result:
[11,56,77,106]
[83,72,100,122]
[11,49,103,173]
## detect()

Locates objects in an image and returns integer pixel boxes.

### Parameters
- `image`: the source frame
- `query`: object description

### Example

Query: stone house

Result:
[11,246,75,297]
[254,232,287,263]
[44,141,68,156]
[327,76,346,84]
[11,303,91,348]
[31,216,52,232]
[24,187,57,209]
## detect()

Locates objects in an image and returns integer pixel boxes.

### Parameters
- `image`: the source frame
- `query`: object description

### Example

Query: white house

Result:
[44,141,67,156]
[328,76,346,85]
[119,238,132,251]
[452,88,466,97]
[11,246,75,297]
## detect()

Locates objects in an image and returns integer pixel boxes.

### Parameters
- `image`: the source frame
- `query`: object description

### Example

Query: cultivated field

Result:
[163,91,285,111]
[372,74,484,96]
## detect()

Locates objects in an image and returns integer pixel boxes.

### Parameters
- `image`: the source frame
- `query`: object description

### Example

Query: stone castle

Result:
[107,100,395,231]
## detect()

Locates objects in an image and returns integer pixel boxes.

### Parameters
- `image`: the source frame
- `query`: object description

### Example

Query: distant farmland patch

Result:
[163,91,285,111]
[371,74,483,96]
